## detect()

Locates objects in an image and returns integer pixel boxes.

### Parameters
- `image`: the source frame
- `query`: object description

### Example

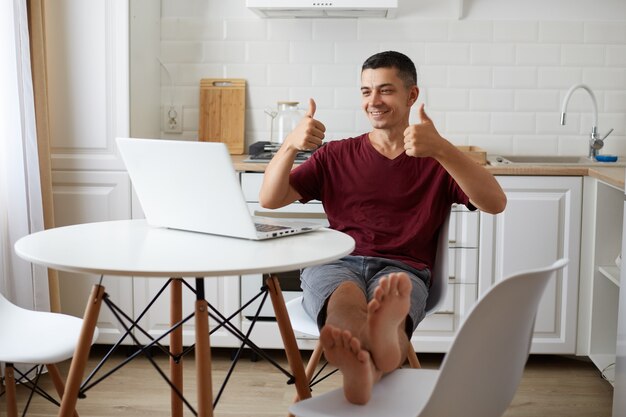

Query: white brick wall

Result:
[159,4,626,156]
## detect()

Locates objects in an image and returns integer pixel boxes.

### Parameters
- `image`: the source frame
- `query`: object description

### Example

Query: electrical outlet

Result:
[163,104,183,133]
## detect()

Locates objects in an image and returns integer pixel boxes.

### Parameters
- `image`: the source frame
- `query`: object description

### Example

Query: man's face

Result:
[360,67,417,130]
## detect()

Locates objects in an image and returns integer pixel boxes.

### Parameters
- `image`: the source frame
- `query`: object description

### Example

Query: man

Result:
[260,51,506,404]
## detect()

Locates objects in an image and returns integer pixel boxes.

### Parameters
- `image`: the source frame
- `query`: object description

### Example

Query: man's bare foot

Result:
[319,325,380,405]
[366,272,412,373]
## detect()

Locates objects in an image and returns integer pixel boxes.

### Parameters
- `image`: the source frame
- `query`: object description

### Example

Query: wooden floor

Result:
[2,345,614,417]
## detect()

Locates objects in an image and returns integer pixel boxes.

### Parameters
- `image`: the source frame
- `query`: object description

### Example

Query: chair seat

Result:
[286,297,320,337]
[0,303,98,364]
[290,368,439,417]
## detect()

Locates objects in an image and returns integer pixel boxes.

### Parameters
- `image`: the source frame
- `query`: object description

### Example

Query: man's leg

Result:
[366,272,412,373]
[320,281,381,404]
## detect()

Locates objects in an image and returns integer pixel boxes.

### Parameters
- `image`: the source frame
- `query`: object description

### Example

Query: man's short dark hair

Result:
[361,51,417,88]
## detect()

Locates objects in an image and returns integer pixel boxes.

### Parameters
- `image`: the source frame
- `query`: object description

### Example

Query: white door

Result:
[45,0,131,343]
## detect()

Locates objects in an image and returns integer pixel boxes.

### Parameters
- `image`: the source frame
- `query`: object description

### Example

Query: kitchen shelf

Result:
[599,265,621,287]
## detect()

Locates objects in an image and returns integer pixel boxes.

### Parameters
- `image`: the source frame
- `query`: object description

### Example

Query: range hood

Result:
[246,0,398,18]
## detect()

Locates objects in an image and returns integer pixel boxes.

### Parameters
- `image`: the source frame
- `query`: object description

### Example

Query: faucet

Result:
[560,84,613,160]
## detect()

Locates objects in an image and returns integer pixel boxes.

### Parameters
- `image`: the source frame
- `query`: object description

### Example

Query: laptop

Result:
[116,137,322,240]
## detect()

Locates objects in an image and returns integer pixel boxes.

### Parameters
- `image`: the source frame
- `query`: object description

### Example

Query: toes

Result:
[356,348,370,364]
[386,273,411,297]
[367,297,380,315]
[348,334,362,354]
[341,330,353,348]
[320,325,340,349]
[379,275,391,292]
[396,273,412,295]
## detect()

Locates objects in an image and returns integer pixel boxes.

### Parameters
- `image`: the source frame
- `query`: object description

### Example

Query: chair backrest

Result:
[0,291,20,316]
[424,209,450,314]
[420,258,568,417]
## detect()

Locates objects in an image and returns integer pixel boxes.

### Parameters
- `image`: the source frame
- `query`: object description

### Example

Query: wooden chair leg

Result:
[407,343,421,369]
[292,341,324,403]
[5,364,18,417]
[305,341,324,383]
[46,364,80,417]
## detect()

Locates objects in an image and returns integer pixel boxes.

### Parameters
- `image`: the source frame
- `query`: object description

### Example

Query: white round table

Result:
[15,220,355,417]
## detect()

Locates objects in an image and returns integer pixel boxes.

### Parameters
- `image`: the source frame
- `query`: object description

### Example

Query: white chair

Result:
[290,258,569,417]
[286,210,450,383]
[0,292,99,417]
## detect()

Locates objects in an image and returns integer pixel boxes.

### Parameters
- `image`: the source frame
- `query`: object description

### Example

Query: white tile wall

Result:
[159,3,626,156]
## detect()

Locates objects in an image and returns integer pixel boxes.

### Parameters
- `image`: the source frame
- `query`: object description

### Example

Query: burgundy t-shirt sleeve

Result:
[289,148,326,203]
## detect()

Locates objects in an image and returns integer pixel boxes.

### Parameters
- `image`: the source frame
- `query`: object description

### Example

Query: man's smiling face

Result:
[360,67,417,130]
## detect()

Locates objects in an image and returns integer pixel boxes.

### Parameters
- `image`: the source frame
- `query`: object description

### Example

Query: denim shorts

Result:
[300,255,430,337]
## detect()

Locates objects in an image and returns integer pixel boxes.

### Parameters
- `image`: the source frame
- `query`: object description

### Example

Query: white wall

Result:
[154,0,626,157]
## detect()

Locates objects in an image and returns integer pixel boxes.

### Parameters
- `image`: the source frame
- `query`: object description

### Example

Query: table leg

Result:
[5,364,18,417]
[57,284,105,417]
[194,278,213,417]
[170,278,183,417]
[265,275,311,402]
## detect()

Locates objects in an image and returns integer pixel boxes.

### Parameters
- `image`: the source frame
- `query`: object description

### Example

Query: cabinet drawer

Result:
[240,172,322,205]
[449,210,479,248]
[415,283,476,332]
[241,172,264,202]
[448,248,478,284]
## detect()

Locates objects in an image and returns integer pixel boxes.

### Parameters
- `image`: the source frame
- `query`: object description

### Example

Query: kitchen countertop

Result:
[231,155,625,191]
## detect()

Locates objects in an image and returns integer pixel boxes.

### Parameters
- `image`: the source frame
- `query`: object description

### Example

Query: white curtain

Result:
[0,0,50,311]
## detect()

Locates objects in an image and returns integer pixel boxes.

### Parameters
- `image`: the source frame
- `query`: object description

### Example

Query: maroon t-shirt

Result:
[289,133,473,271]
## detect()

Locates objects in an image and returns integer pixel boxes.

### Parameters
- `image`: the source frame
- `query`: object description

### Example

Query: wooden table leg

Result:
[265,275,311,402]
[5,364,18,417]
[194,278,213,417]
[170,278,183,417]
[57,284,105,417]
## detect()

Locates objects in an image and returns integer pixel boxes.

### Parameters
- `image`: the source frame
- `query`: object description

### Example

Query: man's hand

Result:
[403,104,444,158]
[283,98,326,152]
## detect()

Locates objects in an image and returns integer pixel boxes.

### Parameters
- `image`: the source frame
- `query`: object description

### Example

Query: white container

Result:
[275,101,302,144]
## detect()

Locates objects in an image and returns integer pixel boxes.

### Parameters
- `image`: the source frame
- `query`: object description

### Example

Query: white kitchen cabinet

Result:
[479,176,582,354]
[578,177,623,384]
[411,205,479,352]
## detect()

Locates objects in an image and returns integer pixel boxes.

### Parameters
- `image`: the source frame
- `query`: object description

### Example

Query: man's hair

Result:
[361,51,417,88]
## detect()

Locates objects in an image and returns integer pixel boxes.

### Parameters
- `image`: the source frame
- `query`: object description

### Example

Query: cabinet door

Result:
[52,170,133,344]
[412,283,477,352]
[479,176,582,354]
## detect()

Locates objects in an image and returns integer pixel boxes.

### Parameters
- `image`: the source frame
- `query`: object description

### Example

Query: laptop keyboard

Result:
[255,223,291,232]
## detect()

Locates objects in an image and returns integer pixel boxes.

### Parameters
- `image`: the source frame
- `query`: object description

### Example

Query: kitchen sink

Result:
[488,154,626,166]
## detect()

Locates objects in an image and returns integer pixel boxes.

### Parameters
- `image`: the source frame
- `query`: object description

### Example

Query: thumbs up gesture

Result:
[403,104,443,158]
[283,98,326,152]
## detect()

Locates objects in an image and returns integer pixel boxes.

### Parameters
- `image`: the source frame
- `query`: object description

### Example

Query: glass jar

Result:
[275,101,302,144]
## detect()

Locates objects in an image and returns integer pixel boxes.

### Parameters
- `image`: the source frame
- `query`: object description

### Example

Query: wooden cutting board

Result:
[199,78,246,154]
